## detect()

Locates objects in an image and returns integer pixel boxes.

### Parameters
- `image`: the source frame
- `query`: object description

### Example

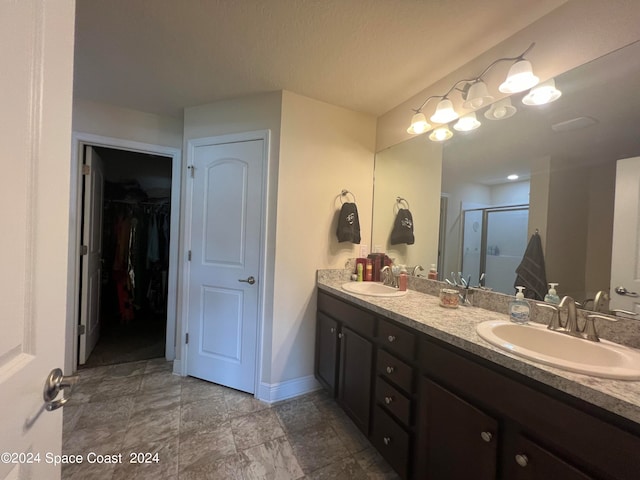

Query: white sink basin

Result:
[476,320,640,380]
[341,282,408,297]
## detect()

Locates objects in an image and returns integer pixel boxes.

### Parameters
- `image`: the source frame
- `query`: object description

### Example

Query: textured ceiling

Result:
[73,0,568,118]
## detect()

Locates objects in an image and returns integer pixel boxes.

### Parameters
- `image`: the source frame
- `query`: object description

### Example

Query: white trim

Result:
[172,358,182,376]
[180,130,270,397]
[257,375,322,404]
[67,132,182,373]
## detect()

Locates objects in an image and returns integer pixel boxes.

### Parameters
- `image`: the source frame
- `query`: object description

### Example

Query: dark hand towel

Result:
[336,202,361,244]
[390,208,415,245]
[514,232,547,300]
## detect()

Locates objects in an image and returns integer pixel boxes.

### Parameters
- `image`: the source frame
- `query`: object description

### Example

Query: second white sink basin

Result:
[476,320,640,380]
[341,282,408,297]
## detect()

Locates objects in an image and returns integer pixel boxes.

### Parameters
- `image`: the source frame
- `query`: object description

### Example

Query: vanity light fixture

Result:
[407,43,540,141]
[407,112,431,134]
[429,126,453,142]
[522,78,562,105]
[484,97,517,120]
[453,112,481,132]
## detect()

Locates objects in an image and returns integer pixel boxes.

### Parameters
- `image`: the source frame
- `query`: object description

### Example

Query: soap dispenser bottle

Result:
[509,286,530,324]
[544,283,560,304]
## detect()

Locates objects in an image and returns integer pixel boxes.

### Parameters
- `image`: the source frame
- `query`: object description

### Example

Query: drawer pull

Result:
[330,327,335,333]
[480,431,492,443]
[386,366,394,374]
[338,333,343,339]
[515,454,529,467]
[383,436,392,446]
[388,335,396,343]
[384,396,394,405]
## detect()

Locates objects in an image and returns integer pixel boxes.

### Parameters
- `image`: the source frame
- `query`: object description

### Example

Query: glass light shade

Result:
[453,112,481,132]
[499,60,539,93]
[407,112,430,134]
[484,98,517,120]
[429,126,453,142]
[463,81,494,109]
[430,98,459,124]
[522,78,562,105]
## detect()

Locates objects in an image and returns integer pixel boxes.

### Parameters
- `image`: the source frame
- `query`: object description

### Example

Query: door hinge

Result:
[185,333,189,344]
[188,250,192,261]
[78,325,86,335]
[82,164,90,175]
[188,165,195,178]
[80,245,88,255]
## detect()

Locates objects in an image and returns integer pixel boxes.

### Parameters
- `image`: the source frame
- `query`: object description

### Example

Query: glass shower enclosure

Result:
[461,205,529,295]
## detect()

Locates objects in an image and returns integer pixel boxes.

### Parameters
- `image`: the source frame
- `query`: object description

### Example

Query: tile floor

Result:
[62,358,400,479]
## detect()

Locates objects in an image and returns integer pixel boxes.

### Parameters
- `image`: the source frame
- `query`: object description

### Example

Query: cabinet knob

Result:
[330,327,335,333]
[338,333,343,339]
[387,335,396,343]
[383,436,392,446]
[384,396,393,405]
[480,431,492,443]
[386,366,394,374]
[515,454,529,467]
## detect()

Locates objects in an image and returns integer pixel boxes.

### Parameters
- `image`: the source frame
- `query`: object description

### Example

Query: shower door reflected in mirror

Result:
[461,206,528,295]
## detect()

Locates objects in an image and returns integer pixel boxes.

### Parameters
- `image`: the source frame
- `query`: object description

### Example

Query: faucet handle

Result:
[537,303,561,330]
[584,314,618,342]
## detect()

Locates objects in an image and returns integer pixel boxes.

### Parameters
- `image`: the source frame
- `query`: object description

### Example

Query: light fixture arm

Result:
[412,42,536,112]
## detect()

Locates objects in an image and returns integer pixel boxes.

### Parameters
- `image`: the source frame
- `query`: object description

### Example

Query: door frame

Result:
[180,130,270,398]
[67,132,182,373]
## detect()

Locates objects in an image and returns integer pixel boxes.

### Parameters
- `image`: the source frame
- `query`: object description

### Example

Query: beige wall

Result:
[273,90,376,383]
[376,0,640,151]
[73,99,183,148]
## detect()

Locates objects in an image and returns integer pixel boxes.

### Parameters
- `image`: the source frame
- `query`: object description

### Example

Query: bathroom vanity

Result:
[315,274,640,480]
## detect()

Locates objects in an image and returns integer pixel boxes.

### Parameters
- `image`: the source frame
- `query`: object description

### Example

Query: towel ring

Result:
[394,196,410,213]
[339,189,356,204]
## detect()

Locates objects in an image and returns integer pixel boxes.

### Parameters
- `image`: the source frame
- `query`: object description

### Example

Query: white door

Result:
[610,156,640,315]
[186,138,265,393]
[79,147,105,364]
[0,1,75,479]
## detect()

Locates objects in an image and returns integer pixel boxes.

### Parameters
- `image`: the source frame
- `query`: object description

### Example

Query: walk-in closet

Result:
[79,146,173,368]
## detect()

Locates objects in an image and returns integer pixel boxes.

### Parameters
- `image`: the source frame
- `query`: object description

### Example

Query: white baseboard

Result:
[257,374,321,404]
[172,359,182,376]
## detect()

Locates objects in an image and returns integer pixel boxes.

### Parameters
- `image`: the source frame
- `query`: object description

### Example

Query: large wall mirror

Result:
[372,40,640,307]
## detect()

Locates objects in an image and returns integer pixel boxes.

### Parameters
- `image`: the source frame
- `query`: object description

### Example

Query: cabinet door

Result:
[509,435,593,480]
[419,377,498,480]
[338,326,373,435]
[315,312,338,395]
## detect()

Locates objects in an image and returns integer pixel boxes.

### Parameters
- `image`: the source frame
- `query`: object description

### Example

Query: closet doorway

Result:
[71,135,181,371]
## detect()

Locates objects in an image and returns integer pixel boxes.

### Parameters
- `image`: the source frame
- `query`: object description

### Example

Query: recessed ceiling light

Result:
[507,174,519,181]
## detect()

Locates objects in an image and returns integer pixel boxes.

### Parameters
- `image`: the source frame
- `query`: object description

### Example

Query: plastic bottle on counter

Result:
[399,265,408,291]
[427,264,438,280]
[356,263,363,282]
[365,259,373,281]
[509,286,530,324]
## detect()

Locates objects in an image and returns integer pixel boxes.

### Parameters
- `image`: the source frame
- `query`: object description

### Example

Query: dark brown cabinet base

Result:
[316,289,640,480]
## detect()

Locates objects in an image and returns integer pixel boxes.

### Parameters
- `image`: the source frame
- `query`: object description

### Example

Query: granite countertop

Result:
[317,274,640,425]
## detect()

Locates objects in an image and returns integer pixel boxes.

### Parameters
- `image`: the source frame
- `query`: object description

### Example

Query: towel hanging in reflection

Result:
[390,208,415,245]
[336,202,361,244]
[514,231,547,300]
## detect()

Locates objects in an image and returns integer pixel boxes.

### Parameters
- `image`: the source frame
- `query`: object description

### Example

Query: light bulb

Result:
[522,78,562,105]
[430,99,459,124]
[407,112,430,134]
[499,60,539,93]
[429,126,453,142]
[454,113,481,132]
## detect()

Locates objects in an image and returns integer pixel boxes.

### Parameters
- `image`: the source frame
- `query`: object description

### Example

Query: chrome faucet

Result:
[538,295,618,342]
[412,265,424,277]
[380,266,397,288]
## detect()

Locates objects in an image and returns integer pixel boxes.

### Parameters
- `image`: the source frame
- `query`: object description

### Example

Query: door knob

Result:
[238,276,256,285]
[615,286,639,297]
[43,368,79,411]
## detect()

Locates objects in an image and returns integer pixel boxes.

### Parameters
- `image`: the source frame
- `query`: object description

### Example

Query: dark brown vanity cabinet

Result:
[315,291,375,435]
[316,290,640,480]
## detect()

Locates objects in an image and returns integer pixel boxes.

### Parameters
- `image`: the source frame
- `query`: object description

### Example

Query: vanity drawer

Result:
[376,377,411,426]
[317,291,375,338]
[371,405,410,479]
[376,348,413,393]
[378,318,416,360]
